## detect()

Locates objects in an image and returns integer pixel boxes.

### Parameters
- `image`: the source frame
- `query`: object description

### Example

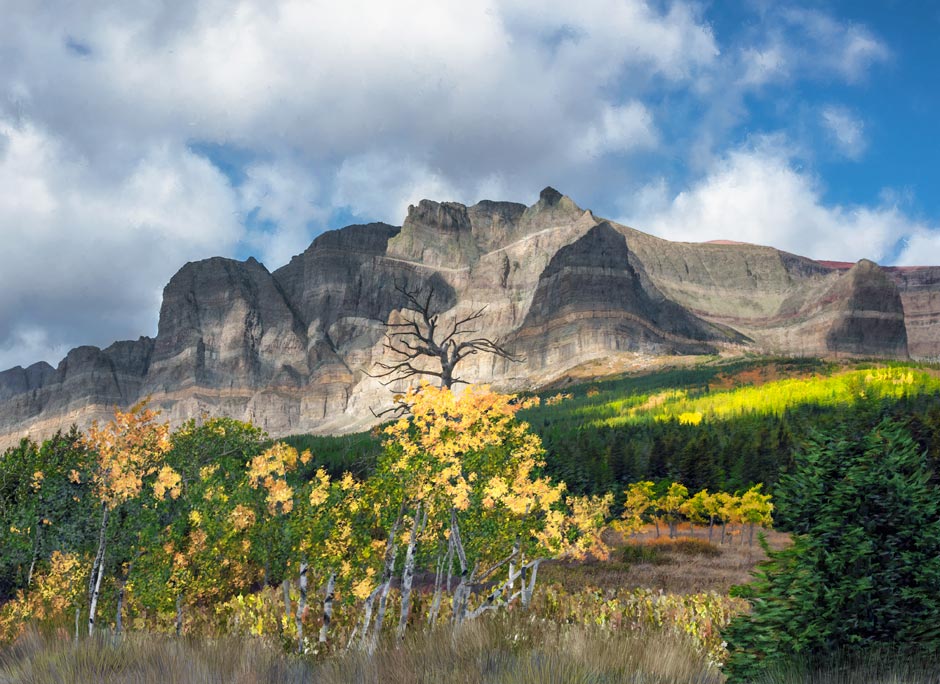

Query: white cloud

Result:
[0,118,242,369]
[0,0,920,374]
[781,8,891,83]
[573,102,658,160]
[821,105,867,160]
[628,139,925,264]
[238,161,327,268]
[733,9,890,93]
[0,0,722,370]
[896,230,940,267]
[738,45,788,87]
[0,0,715,168]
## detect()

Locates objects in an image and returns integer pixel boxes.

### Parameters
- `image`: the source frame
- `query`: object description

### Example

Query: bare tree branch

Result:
[366,282,523,394]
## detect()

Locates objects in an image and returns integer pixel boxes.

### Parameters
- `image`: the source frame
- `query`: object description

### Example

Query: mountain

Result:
[1,187,935,447]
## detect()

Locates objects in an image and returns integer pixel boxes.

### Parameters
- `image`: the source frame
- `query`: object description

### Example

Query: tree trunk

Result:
[521,559,544,609]
[358,584,383,650]
[708,517,714,543]
[295,561,308,653]
[115,578,125,635]
[506,538,520,600]
[428,536,452,627]
[653,518,660,538]
[319,571,335,644]
[468,549,521,620]
[87,506,109,636]
[449,508,472,626]
[175,593,183,636]
[87,548,106,636]
[282,578,291,628]
[452,563,477,626]
[366,508,403,653]
[397,503,426,641]
[370,545,399,652]
[720,521,727,544]
[74,607,80,643]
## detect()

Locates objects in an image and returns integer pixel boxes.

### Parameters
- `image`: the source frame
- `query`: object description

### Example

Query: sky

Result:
[2,0,939,371]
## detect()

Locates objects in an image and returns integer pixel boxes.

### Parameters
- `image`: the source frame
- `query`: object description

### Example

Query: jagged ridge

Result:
[0,187,931,447]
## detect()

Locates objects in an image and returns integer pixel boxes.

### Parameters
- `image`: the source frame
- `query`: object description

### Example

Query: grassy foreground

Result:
[5,622,940,684]
[2,618,723,684]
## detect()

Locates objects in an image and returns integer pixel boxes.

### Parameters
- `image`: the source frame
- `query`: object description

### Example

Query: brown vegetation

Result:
[541,524,792,595]
[0,617,722,684]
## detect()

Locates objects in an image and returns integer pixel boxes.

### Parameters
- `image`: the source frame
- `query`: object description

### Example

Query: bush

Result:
[723,419,940,682]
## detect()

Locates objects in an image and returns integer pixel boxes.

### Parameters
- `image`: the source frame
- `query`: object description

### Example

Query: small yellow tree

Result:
[83,400,172,635]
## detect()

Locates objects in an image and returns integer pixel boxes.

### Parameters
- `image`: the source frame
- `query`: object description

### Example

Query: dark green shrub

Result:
[723,419,940,682]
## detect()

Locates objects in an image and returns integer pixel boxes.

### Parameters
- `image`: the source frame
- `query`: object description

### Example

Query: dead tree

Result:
[370,283,521,391]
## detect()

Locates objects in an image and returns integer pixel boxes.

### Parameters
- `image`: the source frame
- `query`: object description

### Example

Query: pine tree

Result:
[724,419,940,681]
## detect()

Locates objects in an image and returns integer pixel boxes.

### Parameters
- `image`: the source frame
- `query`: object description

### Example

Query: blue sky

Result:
[1,0,939,369]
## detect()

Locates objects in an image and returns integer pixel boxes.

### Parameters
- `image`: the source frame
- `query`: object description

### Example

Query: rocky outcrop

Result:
[886,266,940,361]
[0,187,928,447]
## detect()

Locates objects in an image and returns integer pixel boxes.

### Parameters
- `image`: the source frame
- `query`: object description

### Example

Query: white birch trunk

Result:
[506,538,519,599]
[295,561,308,653]
[428,535,452,627]
[358,585,382,650]
[370,543,399,653]
[397,503,426,641]
[87,547,106,636]
[87,506,109,636]
[319,571,335,644]
[449,508,474,626]
[365,509,403,653]
[521,559,545,610]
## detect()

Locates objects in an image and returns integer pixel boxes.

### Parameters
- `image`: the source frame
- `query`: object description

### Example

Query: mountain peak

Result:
[539,186,564,205]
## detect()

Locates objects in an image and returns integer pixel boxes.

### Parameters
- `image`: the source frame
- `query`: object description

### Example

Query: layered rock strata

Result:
[0,187,926,446]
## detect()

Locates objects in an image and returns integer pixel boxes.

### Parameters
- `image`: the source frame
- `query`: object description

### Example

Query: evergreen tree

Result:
[724,419,940,681]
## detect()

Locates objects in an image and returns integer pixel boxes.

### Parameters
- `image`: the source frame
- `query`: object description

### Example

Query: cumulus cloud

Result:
[821,105,867,160]
[0,118,242,369]
[896,230,940,267]
[0,0,722,369]
[238,161,327,268]
[573,102,659,160]
[0,0,917,373]
[627,139,927,264]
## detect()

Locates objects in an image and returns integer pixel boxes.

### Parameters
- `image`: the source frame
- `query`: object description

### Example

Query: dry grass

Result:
[541,524,791,595]
[0,616,723,684]
[0,631,311,684]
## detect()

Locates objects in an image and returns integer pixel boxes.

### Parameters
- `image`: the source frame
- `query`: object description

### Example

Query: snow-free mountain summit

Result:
[2,188,938,446]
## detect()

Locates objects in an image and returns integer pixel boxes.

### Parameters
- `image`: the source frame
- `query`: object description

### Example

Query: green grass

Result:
[522,361,940,430]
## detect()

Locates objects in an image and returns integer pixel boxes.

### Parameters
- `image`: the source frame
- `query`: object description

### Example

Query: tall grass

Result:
[0,616,723,684]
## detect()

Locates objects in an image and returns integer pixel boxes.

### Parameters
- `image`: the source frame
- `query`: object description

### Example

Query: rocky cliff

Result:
[0,187,931,447]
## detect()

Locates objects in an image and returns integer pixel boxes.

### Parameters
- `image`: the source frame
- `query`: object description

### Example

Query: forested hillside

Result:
[284,358,940,501]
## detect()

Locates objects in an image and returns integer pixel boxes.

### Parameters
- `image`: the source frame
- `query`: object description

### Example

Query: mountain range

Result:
[2,187,938,447]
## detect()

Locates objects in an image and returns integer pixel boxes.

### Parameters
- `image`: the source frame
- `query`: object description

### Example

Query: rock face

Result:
[0,187,928,447]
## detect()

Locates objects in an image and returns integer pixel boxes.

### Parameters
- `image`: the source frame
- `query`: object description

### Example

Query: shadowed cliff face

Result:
[0,187,926,446]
